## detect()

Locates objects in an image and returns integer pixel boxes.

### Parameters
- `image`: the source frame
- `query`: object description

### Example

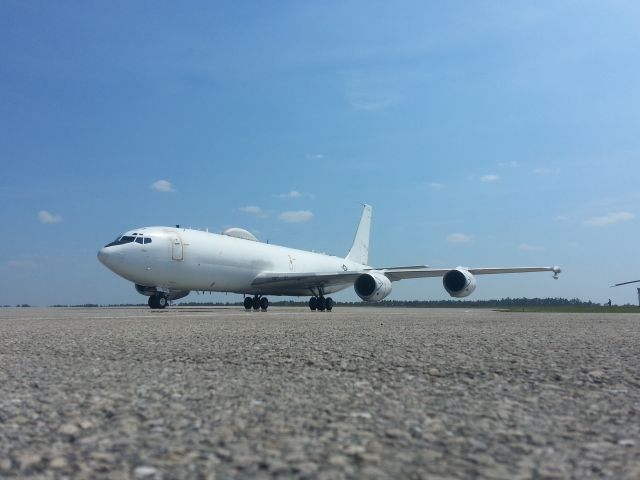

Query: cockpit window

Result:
[135,237,144,244]
[104,236,136,247]
[143,238,152,244]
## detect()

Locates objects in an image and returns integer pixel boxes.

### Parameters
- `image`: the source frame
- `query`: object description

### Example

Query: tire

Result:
[244,297,253,310]
[326,297,334,311]
[252,296,260,310]
[157,296,167,309]
[260,297,269,311]
[317,297,326,311]
[309,297,317,311]
[148,296,158,309]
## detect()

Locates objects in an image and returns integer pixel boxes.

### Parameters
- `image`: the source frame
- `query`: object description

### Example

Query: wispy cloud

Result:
[518,243,545,252]
[584,212,635,227]
[239,206,267,218]
[499,161,522,168]
[429,182,445,189]
[305,153,324,160]
[345,73,399,112]
[151,180,175,192]
[554,215,569,222]
[348,95,398,112]
[274,190,316,200]
[278,210,314,223]
[447,233,472,244]
[7,260,36,269]
[533,167,560,176]
[479,174,500,183]
[38,210,62,224]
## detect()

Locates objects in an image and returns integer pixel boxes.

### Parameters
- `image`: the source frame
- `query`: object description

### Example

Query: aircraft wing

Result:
[611,279,640,287]
[382,266,562,281]
[251,265,561,290]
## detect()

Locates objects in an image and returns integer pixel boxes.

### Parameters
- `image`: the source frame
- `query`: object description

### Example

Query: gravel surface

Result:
[1,306,639,479]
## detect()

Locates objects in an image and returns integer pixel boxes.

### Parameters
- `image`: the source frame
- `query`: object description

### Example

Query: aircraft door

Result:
[171,235,183,261]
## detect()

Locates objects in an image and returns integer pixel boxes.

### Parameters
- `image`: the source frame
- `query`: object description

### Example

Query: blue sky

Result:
[1,1,640,306]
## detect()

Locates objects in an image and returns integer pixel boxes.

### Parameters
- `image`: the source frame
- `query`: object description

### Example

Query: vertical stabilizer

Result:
[346,204,372,265]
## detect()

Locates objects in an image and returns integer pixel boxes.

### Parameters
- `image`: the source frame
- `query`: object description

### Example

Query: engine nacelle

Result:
[135,284,190,300]
[354,271,392,302]
[442,268,477,298]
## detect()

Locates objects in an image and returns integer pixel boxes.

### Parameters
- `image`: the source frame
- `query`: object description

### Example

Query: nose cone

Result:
[97,247,112,268]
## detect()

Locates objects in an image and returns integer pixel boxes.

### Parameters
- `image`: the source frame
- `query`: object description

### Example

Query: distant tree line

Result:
[20,297,627,308]
[176,297,609,308]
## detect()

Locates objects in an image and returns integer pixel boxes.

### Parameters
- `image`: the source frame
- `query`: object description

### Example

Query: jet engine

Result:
[135,284,190,300]
[443,268,477,298]
[354,271,392,302]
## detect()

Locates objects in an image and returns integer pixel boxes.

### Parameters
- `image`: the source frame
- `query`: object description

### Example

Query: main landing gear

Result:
[244,295,269,312]
[148,294,168,309]
[309,296,334,312]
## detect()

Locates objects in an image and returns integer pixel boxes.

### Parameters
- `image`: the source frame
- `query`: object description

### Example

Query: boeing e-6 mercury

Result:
[98,204,561,310]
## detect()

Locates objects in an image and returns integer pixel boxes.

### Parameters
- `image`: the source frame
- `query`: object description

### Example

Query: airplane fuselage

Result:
[98,227,367,297]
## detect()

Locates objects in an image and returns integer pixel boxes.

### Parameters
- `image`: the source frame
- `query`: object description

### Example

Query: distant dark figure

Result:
[607,299,612,307]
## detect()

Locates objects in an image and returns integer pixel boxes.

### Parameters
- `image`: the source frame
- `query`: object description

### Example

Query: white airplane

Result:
[97,204,561,310]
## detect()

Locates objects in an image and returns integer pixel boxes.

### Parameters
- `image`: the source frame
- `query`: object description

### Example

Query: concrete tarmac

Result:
[1,306,639,479]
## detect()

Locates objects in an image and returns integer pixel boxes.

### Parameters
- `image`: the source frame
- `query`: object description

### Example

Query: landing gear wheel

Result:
[260,297,269,311]
[148,295,166,309]
[252,296,260,311]
[317,296,326,311]
[157,296,167,309]
[325,297,334,312]
[244,297,253,310]
[309,297,317,311]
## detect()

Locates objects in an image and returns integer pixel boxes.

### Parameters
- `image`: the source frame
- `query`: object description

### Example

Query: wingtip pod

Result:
[552,266,562,279]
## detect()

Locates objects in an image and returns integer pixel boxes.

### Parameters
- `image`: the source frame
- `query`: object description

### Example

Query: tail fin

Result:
[346,204,372,265]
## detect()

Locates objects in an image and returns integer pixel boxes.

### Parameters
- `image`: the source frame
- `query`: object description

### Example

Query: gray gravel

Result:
[1,306,639,479]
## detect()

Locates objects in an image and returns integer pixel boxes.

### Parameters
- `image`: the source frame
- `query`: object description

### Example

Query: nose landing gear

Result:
[148,294,168,309]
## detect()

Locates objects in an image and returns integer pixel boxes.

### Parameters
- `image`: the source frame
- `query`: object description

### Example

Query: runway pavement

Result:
[1,306,639,479]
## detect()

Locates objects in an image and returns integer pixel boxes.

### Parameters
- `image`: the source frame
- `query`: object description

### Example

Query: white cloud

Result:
[275,190,317,200]
[239,206,267,218]
[278,210,314,223]
[349,96,398,112]
[306,153,324,160]
[276,190,302,199]
[584,212,635,227]
[38,210,62,224]
[447,233,472,244]
[518,243,545,252]
[499,161,522,168]
[429,182,445,189]
[533,167,560,175]
[7,260,36,269]
[479,174,500,182]
[151,180,175,192]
